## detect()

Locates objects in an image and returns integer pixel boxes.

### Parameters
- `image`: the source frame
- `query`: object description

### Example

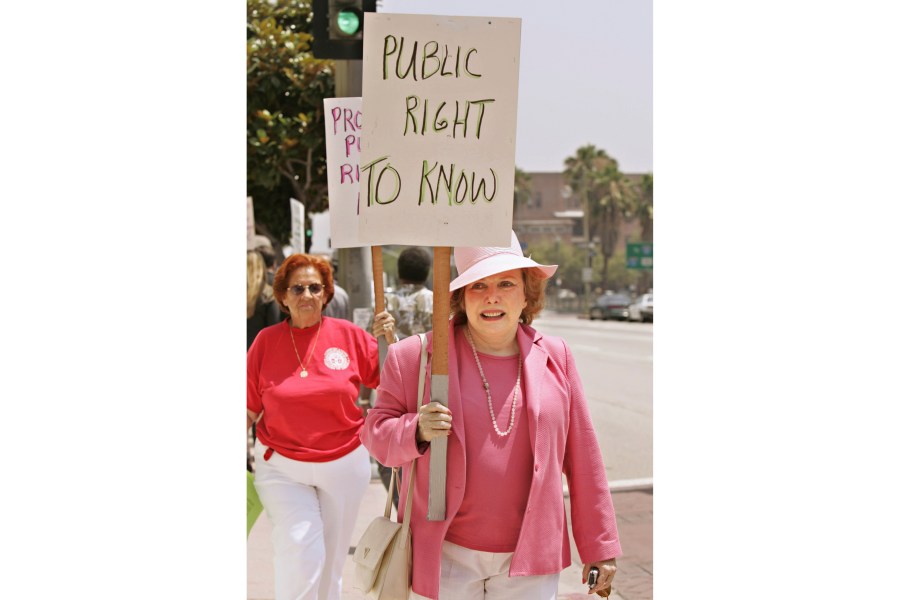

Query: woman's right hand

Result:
[416,402,452,443]
[372,310,396,343]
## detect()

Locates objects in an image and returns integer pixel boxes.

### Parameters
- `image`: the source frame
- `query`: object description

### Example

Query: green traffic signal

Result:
[311,0,374,59]
[335,9,361,36]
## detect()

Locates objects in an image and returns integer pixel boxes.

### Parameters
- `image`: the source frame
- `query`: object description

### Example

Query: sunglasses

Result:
[288,283,324,296]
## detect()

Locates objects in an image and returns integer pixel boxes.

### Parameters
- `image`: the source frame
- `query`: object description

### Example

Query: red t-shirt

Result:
[247,317,379,462]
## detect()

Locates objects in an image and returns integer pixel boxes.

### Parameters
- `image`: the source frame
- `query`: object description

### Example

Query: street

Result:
[532,311,653,483]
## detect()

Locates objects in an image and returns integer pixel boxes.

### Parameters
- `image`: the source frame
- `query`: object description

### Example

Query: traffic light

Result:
[330,0,362,38]
[311,0,377,60]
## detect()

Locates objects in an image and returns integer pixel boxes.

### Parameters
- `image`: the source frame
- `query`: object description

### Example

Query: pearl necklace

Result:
[289,320,322,378]
[463,327,522,437]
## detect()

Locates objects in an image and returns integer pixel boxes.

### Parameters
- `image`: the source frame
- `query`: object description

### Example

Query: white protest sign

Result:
[290,198,305,253]
[359,13,521,247]
[308,211,333,255]
[324,97,364,248]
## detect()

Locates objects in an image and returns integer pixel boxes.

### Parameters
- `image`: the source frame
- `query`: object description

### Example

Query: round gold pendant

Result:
[300,369,308,378]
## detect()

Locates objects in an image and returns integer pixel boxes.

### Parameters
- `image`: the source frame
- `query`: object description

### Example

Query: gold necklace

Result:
[289,320,322,378]
[463,327,522,437]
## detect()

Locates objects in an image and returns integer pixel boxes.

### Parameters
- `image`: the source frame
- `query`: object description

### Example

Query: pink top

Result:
[445,330,533,552]
[360,323,621,600]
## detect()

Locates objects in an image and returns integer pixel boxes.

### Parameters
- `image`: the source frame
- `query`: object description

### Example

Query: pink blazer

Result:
[360,322,621,600]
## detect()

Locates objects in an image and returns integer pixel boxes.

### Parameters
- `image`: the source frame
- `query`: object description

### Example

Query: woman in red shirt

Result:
[247,254,394,600]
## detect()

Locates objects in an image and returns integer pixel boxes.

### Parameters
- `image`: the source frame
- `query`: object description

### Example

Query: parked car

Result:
[627,293,653,322]
[589,293,632,321]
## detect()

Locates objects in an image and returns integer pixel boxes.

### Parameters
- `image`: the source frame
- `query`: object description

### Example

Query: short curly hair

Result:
[398,247,432,284]
[449,267,548,326]
[273,254,335,314]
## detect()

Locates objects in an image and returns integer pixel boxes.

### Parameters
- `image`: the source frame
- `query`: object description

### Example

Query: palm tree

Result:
[590,160,634,292]
[564,145,606,239]
[564,145,634,293]
[634,174,653,241]
[564,145,603,308]
[513,167,532,214]
[630,173,653,293]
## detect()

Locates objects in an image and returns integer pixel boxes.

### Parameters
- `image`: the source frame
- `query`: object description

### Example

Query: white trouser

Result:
[253,441,371,600]
[410,540,560,600]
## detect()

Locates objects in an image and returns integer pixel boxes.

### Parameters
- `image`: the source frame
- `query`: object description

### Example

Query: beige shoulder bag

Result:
[353,333,428,600]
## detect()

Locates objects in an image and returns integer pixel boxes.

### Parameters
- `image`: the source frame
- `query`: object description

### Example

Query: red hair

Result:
[273,254,335,314]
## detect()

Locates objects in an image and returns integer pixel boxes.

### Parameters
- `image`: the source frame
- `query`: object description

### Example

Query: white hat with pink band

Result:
[449,231,558,291]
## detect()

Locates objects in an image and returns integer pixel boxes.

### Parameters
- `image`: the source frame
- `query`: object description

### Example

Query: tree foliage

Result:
[513,167,532,211]
[597,253,640,293]
[632,173,653,242]
[528,238,639,299]
[527,238,583,291]
[563,144,637,292]
[247,0,334,243]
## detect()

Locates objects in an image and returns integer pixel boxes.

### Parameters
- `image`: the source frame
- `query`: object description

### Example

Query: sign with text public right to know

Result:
[358,12,522,247]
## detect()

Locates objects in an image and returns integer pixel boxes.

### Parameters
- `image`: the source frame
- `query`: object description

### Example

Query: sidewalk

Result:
[247,466,652,600]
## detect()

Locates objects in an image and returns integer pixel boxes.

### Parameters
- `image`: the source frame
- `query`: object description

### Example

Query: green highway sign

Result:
[626,242,653,270]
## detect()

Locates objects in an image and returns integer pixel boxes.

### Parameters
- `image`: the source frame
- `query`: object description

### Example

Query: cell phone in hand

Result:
[587,566,599,588]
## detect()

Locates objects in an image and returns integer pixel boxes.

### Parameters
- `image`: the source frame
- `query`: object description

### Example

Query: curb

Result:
[608,478,653,493]
[563,478,652,497]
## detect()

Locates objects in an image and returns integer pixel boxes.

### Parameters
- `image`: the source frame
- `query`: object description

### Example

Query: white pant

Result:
[410,540,560,600]
[253,441,371,600]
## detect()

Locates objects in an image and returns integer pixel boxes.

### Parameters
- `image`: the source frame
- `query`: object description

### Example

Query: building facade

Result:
[512,171,648,252]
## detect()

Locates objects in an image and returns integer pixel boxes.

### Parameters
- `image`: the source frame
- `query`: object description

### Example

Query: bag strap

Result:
[415,333,428,409]
[383,334,428,528]
[401,334,427,534]
[383,469,395,519]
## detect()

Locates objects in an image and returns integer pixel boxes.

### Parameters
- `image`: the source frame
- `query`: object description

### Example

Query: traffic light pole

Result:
[334,60,362,98]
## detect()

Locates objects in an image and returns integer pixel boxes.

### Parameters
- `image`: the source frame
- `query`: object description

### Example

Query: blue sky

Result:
[379,0,652,173]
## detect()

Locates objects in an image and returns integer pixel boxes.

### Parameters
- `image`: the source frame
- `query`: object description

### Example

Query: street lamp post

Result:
[582,197,592,314]
[583,242,595,313]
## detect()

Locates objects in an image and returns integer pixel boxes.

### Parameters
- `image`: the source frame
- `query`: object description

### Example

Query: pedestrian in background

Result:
[322,255,351,321]
[369,246,434,340]
[247,249,282,350]
[247,248,283,472]
[247,253,395,600]
[361,231,621,599]
[251,233,280,283]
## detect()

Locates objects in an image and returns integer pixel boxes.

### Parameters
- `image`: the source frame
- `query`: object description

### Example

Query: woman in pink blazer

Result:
[360,232,621,599]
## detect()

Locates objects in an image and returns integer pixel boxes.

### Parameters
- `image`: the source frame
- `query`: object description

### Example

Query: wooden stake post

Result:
[427,247,451,520]
[371,247,395,365]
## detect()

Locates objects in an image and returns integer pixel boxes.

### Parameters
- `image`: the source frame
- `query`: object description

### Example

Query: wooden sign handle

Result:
[427,246,451,520]
[371,246,395,345]
[431,247,451,375]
